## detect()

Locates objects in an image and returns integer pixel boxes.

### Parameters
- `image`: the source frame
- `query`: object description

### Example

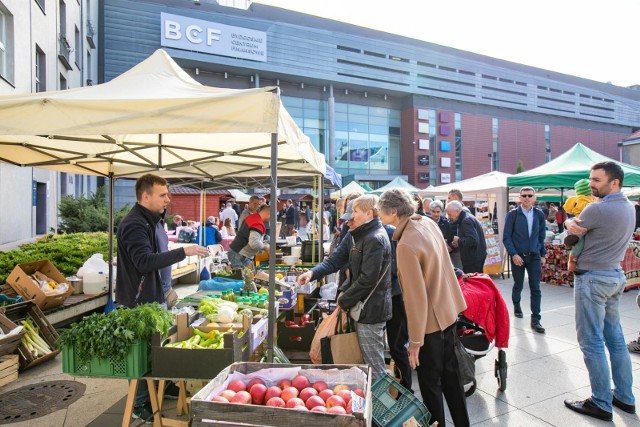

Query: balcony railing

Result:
[58,34,73,70]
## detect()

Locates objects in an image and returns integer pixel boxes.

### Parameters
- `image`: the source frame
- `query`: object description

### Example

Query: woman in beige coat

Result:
[378,188,469,427]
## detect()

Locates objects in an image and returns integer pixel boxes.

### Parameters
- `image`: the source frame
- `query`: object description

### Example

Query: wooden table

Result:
[122,378,189,427]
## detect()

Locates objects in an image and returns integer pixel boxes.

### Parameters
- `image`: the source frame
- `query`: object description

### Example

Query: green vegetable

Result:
[58,303,173,364]
[21,317,52,358]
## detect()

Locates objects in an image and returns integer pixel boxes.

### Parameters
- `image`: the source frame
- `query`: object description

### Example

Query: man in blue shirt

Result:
[503,187,547,333]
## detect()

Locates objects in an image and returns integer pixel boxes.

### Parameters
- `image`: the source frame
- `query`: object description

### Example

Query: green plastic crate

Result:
[62,339,150,379]
[372,374,431,427]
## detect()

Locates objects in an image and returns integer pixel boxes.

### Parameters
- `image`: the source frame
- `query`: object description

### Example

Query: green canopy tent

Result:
[507,143,640,189]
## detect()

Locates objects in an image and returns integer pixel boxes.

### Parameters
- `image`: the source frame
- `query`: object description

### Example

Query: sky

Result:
[255,0,639,88]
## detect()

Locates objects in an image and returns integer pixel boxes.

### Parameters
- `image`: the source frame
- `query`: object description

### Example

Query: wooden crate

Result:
[0,313,26,357]
[1,301,60,371]
[191,362,372,427]
[0,355,19,388]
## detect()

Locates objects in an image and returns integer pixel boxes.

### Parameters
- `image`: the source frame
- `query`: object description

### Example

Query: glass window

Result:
[369,125,389,135]
[368,106,388,117]
[74,26,80,66]
[0,9,5,78]
[369,115,389,126]
[303,98,323,110]
[369,141,388,170]
[349,113,369,124]
[286,106,303,118]
[35,45,46,92]
[282,96,303,107]
[335,112,348,122]
[349,123,368,133]
[335,121,349,132]
[335,102,348,113]
[0,6,12,82]
[303,118,323,129]
[348,104,368,115]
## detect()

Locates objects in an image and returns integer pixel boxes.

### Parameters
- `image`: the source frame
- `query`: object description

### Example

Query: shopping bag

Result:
[309,307,343,364]
[320,310,364,364]
[454,336,475,386]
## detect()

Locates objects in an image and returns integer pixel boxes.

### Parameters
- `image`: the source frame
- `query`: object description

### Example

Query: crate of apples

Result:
[209,374,364,415]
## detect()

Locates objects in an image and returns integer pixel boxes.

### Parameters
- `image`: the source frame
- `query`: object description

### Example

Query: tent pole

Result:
[267,132,278,362]
[106,172,115,311]
[319,175,324,263]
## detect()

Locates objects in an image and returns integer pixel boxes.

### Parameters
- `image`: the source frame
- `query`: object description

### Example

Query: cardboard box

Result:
[0,314,25,357]
[191,362,372,427]
[6,259,74,310]
[151,312,251,379]
[278,288,296,310]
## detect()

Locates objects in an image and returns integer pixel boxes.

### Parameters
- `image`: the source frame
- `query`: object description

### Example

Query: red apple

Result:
[247,378,266,390]
[336,389,352,403]
[326,395,346,409]
[305,395,325,410]
[292,375,311,391]
[310,405,327,413]
[277,379,292,390]
[327,405,347,415]
[265,397,286,407]
[354,388,365,398]
[346,399,353,414]
[265,386,282,401]
[285,320,297,327]
[280,386,299,403]
[299,387,318,402]
[219,389,236,401]
[249,383,268,405]
[293,405,309,411]
[230,390,251,404]
[227,380,246,393]
[210,395,229,403]
[312,381,329,392]
[319,389,334,402]
[300,314,312,324]
[333,384,349,394]
[285,397,305,408]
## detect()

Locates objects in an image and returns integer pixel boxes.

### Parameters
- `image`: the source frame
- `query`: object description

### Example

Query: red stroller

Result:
[456,272,510,395]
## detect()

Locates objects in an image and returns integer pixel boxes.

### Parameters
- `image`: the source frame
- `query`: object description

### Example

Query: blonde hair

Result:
[352,194,379,217]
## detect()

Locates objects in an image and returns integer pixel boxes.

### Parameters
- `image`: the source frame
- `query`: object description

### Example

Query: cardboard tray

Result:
[6,259,74,310]
[190,362,372,427]
[151,313,251,379]
[1,300,60,371]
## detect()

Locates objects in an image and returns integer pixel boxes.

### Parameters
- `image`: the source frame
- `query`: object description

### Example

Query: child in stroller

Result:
[455,271,510,395]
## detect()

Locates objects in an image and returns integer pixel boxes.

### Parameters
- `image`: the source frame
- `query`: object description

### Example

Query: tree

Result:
[58,187,131,233]
[516,160,526,173]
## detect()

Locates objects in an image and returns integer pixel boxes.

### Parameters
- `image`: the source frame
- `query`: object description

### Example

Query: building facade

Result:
[100,0,639,191]
[0,0,98,244]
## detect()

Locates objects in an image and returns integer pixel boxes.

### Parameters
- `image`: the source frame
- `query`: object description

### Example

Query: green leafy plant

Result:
[0,233,111,283]
[58,186,131,234]
[58,303,173,364]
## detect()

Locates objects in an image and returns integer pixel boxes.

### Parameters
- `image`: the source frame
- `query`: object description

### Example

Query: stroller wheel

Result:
[494,349,507,392]
[464,379,477,397]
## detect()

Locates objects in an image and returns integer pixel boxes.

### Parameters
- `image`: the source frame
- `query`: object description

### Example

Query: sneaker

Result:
[628,339,640,354]
[164,382,181,400]
[132,402,154,424]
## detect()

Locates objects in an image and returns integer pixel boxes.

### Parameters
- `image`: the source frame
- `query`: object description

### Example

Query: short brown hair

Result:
[448,189,463,201]
[135,174,168,201]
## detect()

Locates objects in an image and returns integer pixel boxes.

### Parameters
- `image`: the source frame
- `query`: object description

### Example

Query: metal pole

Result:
[267,132,278,362]
[108,172,114,296]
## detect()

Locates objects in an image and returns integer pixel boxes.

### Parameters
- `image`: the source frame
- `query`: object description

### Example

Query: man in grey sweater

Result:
[563,161,636,421]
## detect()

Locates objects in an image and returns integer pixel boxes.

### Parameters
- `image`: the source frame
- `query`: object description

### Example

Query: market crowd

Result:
[118,163,637,424]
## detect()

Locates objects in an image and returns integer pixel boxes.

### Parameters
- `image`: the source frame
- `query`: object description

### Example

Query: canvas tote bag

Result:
[320,309,364,364]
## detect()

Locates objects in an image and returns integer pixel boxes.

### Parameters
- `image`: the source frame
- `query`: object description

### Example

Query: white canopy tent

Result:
[0,49,328,360]
[369,176,422,194]
[329,180,368,199]
[421,171,511,255]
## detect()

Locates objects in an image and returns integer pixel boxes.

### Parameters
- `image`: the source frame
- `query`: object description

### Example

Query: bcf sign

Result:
[161,12,267,62]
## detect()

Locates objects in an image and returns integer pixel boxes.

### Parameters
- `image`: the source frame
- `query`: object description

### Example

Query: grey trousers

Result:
[356,321,387,383]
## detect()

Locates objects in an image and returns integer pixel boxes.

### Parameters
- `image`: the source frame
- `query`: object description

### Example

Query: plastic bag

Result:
[198,277,244,292]
[309,307,345,364]
[77,253,109,277]
[320,282,338,300]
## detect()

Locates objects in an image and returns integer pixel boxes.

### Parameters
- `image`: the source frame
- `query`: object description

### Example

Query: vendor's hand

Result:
[452,236,460,248]
[512,254,524,266]
[566,218,587,236]
[408,342,421,369]
[297,271,313,285]
[184,245,209,257]
[447,244,453,253]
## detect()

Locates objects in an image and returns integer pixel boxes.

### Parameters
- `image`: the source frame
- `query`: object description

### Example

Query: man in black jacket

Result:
[116,174,208,420]
[447,200,487,274]
[298,195,392,382]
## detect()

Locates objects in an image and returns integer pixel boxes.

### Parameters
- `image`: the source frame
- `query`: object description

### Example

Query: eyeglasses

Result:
[520,194,535,198]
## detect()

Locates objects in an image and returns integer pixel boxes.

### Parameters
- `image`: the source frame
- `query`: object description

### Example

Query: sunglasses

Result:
[520,194,535,198]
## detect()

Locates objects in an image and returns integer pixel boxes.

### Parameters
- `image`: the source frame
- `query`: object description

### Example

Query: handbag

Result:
[349,264,389,322]
[454,335,475,386]
[309,307,343,364]
[321,309,364,364]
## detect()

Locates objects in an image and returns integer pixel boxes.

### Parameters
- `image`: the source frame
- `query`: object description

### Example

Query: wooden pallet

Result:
[0,354,19,388]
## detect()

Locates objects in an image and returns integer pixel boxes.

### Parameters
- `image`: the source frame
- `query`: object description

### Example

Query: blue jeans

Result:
[574,269,635,412]
[511,254,542,321]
